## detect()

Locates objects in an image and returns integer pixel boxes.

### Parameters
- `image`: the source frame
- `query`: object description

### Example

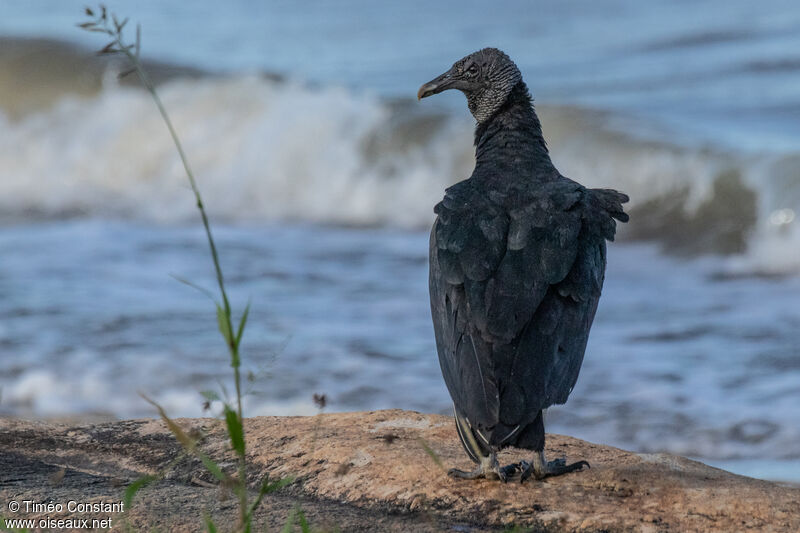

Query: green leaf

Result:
[418,438,445,470]
[246,475,294,521]
[123,474,156,509]
[170,274,215,301]
[197,455,227,484]
[261,475,293,495]
[216,303,233,346]
[200,390,221,403]
[224,404,245,458]
[235,300,251,347]
[281,505,310,533]
[281,509,297,533]
[203,514,217,533]
[216,378,230,401]
[2,515,31,532]
[296,507,310,533]
[142,394,228,483]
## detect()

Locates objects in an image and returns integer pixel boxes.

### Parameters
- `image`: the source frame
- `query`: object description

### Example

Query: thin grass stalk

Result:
[106,25,248,528]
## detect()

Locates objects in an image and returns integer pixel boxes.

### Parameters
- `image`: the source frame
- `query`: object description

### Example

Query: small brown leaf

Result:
[118,67,136,79]
[312,393,327,409]
[97,41,117,55]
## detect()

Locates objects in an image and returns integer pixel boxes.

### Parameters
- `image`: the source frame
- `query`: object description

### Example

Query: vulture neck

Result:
[473,81,555,179]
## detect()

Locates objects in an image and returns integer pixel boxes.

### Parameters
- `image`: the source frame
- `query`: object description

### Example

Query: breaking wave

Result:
[1,42,799,273]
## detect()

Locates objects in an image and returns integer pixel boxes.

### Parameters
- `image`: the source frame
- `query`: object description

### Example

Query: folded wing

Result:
[430,179,628,444]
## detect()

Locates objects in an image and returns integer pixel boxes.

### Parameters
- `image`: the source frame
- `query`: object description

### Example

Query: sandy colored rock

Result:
[1,409,798,532]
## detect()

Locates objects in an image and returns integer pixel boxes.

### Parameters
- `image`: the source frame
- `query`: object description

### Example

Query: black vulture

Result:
[418,48,629,482]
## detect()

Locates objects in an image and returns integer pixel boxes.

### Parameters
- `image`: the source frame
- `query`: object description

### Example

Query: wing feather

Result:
[430,179,627,443]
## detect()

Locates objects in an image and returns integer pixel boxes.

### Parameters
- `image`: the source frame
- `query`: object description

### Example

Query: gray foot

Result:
[448,464,486,480]
[448,454,517,482]
[519,452,589,482]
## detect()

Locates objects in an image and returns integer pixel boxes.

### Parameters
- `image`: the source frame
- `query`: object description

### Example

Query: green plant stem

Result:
[114,34,248,528]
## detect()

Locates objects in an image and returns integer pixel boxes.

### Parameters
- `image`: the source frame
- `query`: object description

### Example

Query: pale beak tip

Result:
[417,83,435,100]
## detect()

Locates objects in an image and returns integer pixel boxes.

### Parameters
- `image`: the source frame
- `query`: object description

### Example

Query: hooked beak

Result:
[417,70,454,100]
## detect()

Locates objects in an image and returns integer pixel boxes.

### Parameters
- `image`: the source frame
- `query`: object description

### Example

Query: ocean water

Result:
[1,1,799,481]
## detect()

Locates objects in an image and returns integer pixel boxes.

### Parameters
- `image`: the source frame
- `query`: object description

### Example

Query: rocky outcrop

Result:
[2,410,798,532]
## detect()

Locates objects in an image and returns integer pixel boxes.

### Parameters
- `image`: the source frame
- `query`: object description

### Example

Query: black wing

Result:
[429,179,627,445]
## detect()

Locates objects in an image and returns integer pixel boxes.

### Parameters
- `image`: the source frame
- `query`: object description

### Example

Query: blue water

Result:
[5,0,800,150]
[1,0,799,482]
[2,222,799,467]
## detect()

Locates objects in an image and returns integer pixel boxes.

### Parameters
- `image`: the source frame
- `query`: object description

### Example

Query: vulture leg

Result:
[519,450,590,482]
[448,452,518,482]
[449,407,518,481]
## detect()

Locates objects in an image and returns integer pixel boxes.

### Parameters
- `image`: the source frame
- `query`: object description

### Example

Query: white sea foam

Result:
[1,74,799,272]
[0,75,472,226]
[2,225,798,471]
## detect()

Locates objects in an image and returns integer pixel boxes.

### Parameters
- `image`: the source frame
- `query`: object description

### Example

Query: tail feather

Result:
[585,188,629,241]
[592,188,630,222]
[454,407,492,464]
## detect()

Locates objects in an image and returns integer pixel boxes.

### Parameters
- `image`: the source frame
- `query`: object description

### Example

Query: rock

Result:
[1,409,798,532]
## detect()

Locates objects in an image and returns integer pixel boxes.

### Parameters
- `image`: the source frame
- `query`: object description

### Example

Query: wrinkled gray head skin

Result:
[418,48,523,123]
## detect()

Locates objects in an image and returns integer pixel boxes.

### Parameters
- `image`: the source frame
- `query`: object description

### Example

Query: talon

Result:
[568,460,590,472]
[519,460,532,483]
[498,462,519,481]
[520,452,591,481]
[446,449,528,483]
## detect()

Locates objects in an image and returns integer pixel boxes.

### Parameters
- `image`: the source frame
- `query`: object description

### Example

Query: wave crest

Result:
[2,71,799,272]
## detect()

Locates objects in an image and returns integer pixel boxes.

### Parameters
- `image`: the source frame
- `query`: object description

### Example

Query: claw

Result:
[498,462,519,482]
[519,452,590,482]
[567,460,591,473]
[519,460,532,483]
[448,454,520,482]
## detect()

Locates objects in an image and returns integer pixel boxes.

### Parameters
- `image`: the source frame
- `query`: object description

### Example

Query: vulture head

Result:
[417,48,522,123]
